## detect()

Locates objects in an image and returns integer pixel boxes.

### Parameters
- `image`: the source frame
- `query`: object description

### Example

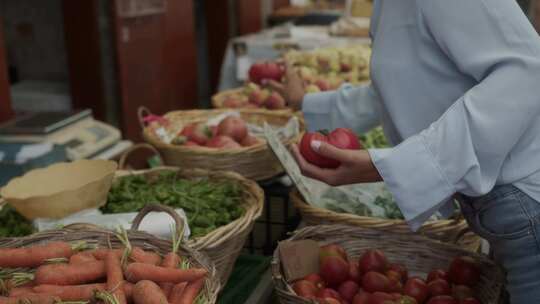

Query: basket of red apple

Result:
[140,108,304,181]
[272,225,504,304]
[212,84,294,113]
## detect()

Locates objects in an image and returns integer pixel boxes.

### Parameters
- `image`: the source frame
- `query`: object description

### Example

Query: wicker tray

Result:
[0,204,220,303]
[272,225,504,304]
[115,147,264,287]
[291,189,481,252]
[140,108,304,181]
[212,88,294,115]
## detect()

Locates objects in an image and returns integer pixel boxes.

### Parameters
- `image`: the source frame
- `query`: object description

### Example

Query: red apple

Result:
[428,279,451,297]
[206,136,242,149]
[190,123,212,145]
[426,296,458,304]
[248,89,269,106]
[448,257,480,287]
[292,280,318,298]
[427,270,449,283]
[362,271,390,293]
[217,116,248,142]
[265,91,286,109]
[338,280,360,302]
[240,134,262,147]
[403,278,429,304]
[320,256,350,287]
[316,288,343,302]
[358,250,389,274]
[303,273,325,290]
[248,61,284,85]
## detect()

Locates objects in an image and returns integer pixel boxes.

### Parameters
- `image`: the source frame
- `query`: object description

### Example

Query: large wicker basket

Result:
[212,88,294,114]
[0,205,221,303]
[141,108,303,181]
[291,189,481,252]
[115,148,264,287]
[272,225,504,304]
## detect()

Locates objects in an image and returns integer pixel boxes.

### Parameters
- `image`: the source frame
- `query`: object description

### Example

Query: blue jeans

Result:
[459,185,540,304]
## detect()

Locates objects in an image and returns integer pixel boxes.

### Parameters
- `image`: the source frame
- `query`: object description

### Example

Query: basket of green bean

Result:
[107,164,264,288]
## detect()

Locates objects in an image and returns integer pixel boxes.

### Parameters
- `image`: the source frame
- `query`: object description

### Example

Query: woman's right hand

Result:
[264,61,306,111]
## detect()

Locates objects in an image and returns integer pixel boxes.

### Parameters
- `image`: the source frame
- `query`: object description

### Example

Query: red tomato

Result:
[248,61,284,85]
[299,128,362,168]
[362,271,391,293]
[338,280,360,302]
[428,279,451,297]
[448,257,480,287]
[303,273,325,290]
[320,256,350,287]
[358,250,389,274]
[403,278,429,304]
[388,264,408,283]
[320,244,349,262]
[292,280,318,298]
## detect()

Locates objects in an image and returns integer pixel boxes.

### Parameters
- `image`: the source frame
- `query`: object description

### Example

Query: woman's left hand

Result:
[291,142,383,186]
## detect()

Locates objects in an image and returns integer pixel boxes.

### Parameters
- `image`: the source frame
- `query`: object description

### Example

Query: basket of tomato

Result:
[140,108,304,181]
[291,128,480,252]
[271,225,503,304]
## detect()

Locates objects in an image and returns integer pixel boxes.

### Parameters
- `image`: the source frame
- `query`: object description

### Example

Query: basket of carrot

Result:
[0,204,220,304]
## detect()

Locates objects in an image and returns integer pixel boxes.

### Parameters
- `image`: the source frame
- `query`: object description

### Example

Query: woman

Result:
[269,0,540,302]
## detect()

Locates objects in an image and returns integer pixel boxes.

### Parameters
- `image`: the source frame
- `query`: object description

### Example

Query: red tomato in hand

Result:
[299,128,362,168]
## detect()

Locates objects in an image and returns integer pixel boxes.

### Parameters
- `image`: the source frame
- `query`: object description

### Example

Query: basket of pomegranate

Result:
[272,225,503,304]
[140,108,304,181]
[290,128,480,252]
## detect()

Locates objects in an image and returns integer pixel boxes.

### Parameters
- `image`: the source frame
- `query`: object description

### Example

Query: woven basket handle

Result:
[131,204,185,241]
[63,223,103,230]
[137,106,153,130]
[118,143,163,170]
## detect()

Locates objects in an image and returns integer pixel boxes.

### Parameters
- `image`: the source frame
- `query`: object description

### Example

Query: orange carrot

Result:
[159,252,182,297]
[124,282,134,301]
[168,283,187,304]
[93,248,160,265]
[106,252,127,304]
[0,242,73,268]
[8,287,34,297]
[35,260,106,285]
[0,294,59,304]
[130,248,161,266]
[132,280,168,304]
[34,283,105,301]
[125,263,207,284]
[177,278,205,304]
[69,252,97,264]
[91,249,123,260]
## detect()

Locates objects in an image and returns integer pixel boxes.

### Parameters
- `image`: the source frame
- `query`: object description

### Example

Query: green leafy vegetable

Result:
[102,171,244,238]
[0,205,35,238]
[359,126,389,149]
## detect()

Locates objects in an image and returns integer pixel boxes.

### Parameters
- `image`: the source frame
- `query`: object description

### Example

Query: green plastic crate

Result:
[218,254,272,304]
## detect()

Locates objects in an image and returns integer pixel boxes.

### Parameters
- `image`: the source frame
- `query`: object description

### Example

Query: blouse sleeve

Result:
[302,83,381,133]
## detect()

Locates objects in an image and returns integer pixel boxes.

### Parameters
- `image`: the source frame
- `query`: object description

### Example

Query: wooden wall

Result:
[0,18,13,123]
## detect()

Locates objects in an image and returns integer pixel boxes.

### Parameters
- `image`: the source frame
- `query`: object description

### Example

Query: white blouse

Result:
[302,0,540,230]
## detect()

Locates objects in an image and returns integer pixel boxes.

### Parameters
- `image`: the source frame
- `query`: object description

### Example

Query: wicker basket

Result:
[0,204,220,303]
[291,189,481,252]
[272,225,504,304]
[140,108,304,181]
[212,88,294,114]
[115,146,264,287]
